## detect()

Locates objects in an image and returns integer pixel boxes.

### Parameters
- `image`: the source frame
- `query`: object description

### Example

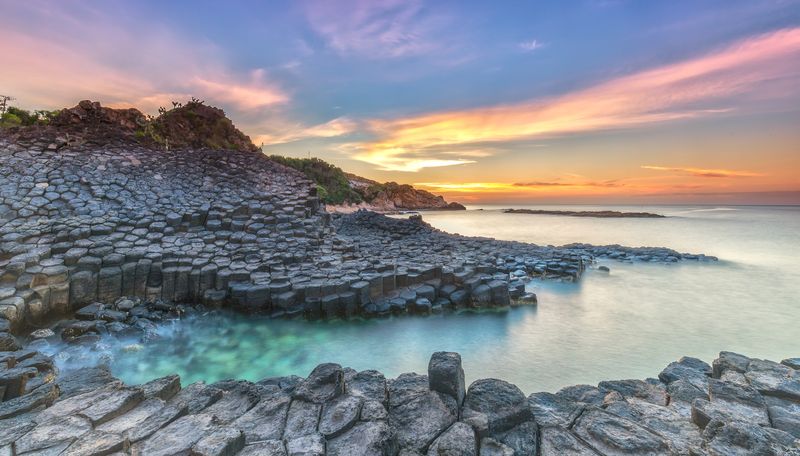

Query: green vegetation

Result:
[269,155,363,205]
[0,106,59,128]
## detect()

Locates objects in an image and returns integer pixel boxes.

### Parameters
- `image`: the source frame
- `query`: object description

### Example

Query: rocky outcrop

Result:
[341,175,466,212]
[504,209,664,218]
[0,116,712,334]
[1,350,798,455]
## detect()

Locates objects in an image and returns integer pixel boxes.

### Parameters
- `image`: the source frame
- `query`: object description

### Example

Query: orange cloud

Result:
[641,166,766,178]
[352,27,800,171]
[255,117,359,146]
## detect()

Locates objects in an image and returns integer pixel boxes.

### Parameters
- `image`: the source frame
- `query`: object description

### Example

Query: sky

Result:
[2,0,800,204]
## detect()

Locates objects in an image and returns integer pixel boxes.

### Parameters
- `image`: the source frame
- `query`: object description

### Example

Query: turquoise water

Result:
[53,205,800,394]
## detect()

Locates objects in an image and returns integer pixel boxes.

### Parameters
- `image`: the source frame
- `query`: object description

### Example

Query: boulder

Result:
[293,363,345,403]
[319,395,363,438]
[461,378,530,436]
[425,422,476,456]
[428,352,465,406]
[327,421,396,456]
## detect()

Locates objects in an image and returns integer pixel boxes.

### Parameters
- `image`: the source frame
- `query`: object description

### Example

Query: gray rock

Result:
[478,438,514,456]
[62,430,128,456]
[528,392,584,427]
[348,369,387,404]
[233,391,291,443]
[598,379,668,406]
[169,381,223,414]
[327,421,396,456]
[141,374,181,400]
[138,413,217,456]
[712,351,751,378]
[538,426,598,456]
[14,415,92,454]
[320,395,363,438]
[389,385,457,450]
[239,440,287,456]
[284,400,322,439]
[286,433,326,456]
[192,426,245,456]
[293,363,345,403]
[78,386,144,425]
[461,378,530,436]
[126,402,187,443]
[782,357,800,370]
[572,407,671,455]
[360,399,389,421]
[495,420,538,456]
[426,422,476,456]
[202,382,261,423]
[702,419,797,456]
[428,351,465,406]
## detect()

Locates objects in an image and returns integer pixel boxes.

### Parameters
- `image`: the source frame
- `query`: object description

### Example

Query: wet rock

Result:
[478,438,514,456]
[388,373,457,451]
[138,413,217,456]
[702,419,798,455]
[782,357,800,370]
[428,351,465,406]
[62,430,128,456]
[528,392,584,427]
[192,426,245,456]
[293,363,345,403]
[327,421,396,456]
[78,386,143,425]
[0,333,20,352]
[141,374,181,400]
[233,391,291,443]
[348,369,387,404]
[284,400,322,439]
[13,415,92,454]
[286,432,326,456]
[169,381,223,414]
[319,394,363,438]
[239,440,287,456]
[538,426,598,456]
[598,379,668,405]
[572,407,671,455]
[202,382,261,423]
[461,378,530,436]
[425,421,476,456]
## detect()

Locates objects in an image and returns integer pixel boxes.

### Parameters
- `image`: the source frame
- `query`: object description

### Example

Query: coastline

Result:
[1,347,798,455]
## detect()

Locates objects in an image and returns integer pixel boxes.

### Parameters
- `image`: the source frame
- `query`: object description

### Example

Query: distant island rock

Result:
[503,208,665,218]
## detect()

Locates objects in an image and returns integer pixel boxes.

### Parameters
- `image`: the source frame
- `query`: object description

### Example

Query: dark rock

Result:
[572,407,671,455]
[293,363,345,403]
[320,395,363,438]
[461,378,530,436]
[425,421,476,456]
[428,351,465,406]
[327,421,396,456]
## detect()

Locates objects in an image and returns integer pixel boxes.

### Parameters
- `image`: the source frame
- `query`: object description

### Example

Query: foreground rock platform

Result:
[0,350,798,455]
[0,130,714,339]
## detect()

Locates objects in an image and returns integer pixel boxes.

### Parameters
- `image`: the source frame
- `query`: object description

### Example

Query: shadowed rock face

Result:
[1,350,798,455]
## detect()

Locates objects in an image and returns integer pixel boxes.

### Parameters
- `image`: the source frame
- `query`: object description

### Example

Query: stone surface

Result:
[428,351,465,406]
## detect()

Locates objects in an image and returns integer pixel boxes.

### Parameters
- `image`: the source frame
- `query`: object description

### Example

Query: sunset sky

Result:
[2,0,799,204]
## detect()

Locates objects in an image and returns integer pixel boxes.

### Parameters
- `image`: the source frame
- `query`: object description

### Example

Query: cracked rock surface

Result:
[1,350,798,455]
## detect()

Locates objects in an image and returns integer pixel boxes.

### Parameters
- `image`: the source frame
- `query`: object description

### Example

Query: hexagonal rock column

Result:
[428,352,466,407]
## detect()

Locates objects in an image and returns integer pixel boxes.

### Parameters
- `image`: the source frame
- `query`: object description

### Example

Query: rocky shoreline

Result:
[0,118,714,336]
[503,209,665,218]
[1,347,798,455]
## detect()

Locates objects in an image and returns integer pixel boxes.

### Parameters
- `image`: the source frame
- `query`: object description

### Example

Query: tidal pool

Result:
[49,205,800,393]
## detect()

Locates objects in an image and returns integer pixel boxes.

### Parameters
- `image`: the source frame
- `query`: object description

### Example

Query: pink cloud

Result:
[304,0,447,58]
[0,3,288,113]
[351,28,800,171]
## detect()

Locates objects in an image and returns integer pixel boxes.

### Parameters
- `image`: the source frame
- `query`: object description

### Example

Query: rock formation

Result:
[0,349,797,455]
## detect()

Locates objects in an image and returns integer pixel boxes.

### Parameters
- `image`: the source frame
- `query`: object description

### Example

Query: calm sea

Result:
[53,205,800,394]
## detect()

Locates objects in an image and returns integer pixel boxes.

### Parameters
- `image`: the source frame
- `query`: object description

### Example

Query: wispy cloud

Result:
[304,0,448,58]
[349,27,800,171]
[0,2,288,114]
[256,117,359,146]
[641,165,766,178]
[518,39,546,52]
